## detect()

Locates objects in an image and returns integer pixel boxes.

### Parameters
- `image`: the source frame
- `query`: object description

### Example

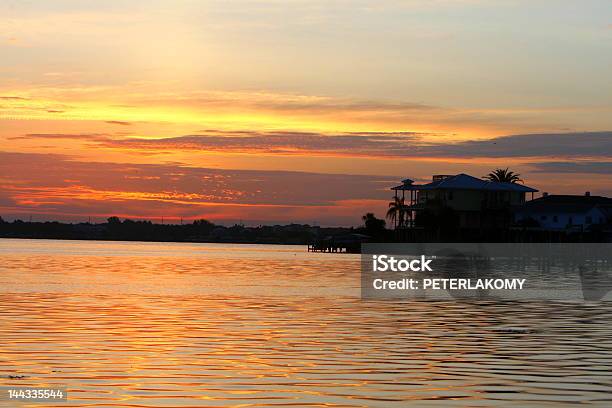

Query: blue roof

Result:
[409,173,538,193]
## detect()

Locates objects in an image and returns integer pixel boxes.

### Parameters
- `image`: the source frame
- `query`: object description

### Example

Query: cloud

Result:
[0,151,394,224]
[105,120,132,126]
[0,96,29,100]
[427,132,612,158]
[531,161,612,175]
[89,130,612,159]
[101,130,426,156]
[9,133,110,142]
[3,85,592,137]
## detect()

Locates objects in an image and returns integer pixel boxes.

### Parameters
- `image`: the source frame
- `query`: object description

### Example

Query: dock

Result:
[307,243,353,253]
[307,233,370,254]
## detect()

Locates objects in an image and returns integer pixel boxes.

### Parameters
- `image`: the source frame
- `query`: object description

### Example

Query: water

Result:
[0,239,611,407]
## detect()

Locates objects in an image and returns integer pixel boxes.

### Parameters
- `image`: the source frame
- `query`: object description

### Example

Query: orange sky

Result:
[1,1,611,225]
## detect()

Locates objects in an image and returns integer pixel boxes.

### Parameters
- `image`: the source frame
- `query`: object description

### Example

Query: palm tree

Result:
[483,168,523,183]
[386,196,406,228]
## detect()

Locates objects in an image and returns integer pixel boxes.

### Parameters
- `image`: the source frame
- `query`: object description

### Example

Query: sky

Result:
[1,0,611,225]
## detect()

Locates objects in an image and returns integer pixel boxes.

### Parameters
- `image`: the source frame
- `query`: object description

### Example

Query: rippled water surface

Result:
[1,239,611,407]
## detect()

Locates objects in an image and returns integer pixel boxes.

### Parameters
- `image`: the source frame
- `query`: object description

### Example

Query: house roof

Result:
[533,195,612,204]
[391,178,417,190]
[519,195,612,214]
[415,173,538,192]
[392,184,418,190]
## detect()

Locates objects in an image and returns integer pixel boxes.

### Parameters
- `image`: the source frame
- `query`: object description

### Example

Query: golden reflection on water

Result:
[0,239,611,407]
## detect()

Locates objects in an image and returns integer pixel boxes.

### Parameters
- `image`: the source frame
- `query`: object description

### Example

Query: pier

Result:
[307,242,353,253]
[307,233,370,253]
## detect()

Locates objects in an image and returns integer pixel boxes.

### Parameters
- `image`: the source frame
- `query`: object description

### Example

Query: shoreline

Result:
[0,235,313,247]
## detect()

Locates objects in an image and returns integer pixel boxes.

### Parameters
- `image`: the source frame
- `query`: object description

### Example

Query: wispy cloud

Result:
[421,132,612,158]
[531,161,612,174]
[0,96,29,100]
[9,133,110,142]
[63,130,611,159]
[0,151,394,224]
[3,86,599,137]
[99,131,427,157]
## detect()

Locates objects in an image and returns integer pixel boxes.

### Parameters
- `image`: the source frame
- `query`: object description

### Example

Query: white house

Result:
[514,193,612,231]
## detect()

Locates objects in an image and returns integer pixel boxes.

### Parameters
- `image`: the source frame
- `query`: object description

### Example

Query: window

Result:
[540,215,548,221]
[553,215,558,223]
[448,191,454,200]
[568,217,573,225]
[586,216,592,224]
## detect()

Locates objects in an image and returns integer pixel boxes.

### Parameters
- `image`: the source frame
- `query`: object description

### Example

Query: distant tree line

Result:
[0,216,387,244]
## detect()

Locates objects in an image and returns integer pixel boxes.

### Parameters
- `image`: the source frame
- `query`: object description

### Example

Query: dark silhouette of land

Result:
[0,216,385,246]
[1,206,609,251]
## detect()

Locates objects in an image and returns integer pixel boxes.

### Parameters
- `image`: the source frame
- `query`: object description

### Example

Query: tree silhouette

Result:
[107,216,121,224]
[483,168,523,183]
[386,196,406,228]
[362,212,386,235]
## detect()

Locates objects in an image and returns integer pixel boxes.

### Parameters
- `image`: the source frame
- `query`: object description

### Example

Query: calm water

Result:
[1,239,611,407]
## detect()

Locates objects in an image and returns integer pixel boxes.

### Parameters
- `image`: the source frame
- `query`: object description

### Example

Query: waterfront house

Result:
[392,173,539,230]
[514,193,612,232]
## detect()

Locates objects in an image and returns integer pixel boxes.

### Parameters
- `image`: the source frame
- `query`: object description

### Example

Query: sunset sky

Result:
[1,0,611,225]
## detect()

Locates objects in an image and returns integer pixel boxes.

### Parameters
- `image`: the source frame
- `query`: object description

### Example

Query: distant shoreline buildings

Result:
[515,193,612,232]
